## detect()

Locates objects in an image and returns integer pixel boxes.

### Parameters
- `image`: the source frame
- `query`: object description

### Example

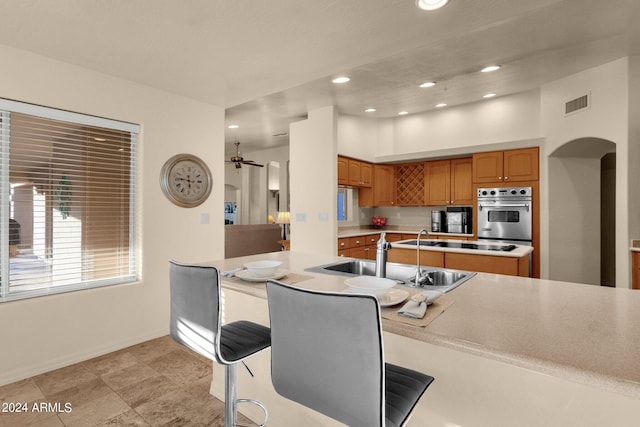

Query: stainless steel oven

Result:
[477,187,532,243]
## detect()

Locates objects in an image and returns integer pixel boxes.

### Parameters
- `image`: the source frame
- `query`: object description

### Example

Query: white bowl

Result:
[244,260,283,278]
[344,276,396,297]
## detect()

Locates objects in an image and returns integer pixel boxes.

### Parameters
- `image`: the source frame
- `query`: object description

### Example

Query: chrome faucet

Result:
[414,228,433,287]
[375,232,392,278]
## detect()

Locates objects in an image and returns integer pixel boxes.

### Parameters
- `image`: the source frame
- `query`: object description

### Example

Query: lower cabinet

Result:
[633,252,640,290]
[445,252,529,277]
[388,248,445,268]
[387,248,529,277]
[338,234,379,260]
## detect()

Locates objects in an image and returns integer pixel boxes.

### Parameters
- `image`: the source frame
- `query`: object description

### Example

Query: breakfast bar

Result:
[205,251,640,427]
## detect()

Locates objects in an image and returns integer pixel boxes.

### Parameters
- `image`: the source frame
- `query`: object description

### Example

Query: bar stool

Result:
[169,260,270,427]
[266,280,434,427]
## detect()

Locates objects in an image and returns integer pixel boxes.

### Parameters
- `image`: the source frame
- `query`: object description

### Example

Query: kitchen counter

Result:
[205,251,640,426]
[337,226,473,240]
[392,238,533,258]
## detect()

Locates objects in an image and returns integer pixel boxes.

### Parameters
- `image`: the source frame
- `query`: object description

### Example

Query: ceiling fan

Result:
[225,141,264,169]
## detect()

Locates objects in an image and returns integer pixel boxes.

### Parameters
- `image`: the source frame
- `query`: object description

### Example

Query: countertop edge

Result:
[381,320,640,400]
[219,276,639,401]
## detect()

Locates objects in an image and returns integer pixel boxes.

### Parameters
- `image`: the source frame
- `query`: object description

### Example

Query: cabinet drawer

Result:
[386,233,404,242]
[338,238,350,250]
[364,234,380,245]
[349,236,366,247]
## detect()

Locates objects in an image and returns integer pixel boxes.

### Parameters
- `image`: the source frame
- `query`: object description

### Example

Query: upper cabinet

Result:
[337,156,349,185]
[372,164,395,206]
[426,158,473,205]
[472,147,539,183]
[338,156,372,188]
[395,162,426,206]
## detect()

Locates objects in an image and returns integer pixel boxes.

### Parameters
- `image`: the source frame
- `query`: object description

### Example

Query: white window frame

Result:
[0,98,140,302]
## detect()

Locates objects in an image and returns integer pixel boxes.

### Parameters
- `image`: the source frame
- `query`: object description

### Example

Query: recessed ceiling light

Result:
[483,93,497,98]
[93,137,106,142]
[416,0,449,11]
[228,125,239,129]
[365,108,377,113]
[332,76,350,84]
[435,103,447,108]
[398,111,409,115]
[480,65,501,73]
[419,81,436,88]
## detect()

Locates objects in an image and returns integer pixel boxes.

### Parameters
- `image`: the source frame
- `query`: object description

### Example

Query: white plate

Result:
[235,268,289,282]
[377,289,410,307]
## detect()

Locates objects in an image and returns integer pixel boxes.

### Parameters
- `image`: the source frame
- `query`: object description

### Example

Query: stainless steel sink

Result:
[305,259,475,293]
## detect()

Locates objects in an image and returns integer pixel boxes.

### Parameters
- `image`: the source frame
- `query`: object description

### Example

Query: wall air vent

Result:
[565,93,590,116]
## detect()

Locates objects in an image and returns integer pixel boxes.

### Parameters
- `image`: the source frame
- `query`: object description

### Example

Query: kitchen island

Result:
[204,251,640,427]
[390,238,533,277]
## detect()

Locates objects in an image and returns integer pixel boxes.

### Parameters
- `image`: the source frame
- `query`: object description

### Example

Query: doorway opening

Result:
[548,137,616,286]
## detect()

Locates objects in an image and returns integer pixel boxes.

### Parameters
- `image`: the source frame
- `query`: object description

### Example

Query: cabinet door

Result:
[503,147,539,182]
[395,162,426,206]
[450,158,473,205]
[337,237,350,251]
[426,160,451,205]
[359,162,372,187]
[373,164,395,206]
[337,156,349,186]
[348,159,362,186]
[350,246,367,259]
[633,252,640,290]
[472,151,504,183]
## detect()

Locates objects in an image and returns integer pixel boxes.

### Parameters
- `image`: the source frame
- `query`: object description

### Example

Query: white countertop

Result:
[392,238,533,258]
[208,251,640,400]
[337,227,473,239]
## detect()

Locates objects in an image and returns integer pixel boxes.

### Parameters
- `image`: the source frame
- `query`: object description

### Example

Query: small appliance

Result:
[446,206,472,234]
[431,210,445,232]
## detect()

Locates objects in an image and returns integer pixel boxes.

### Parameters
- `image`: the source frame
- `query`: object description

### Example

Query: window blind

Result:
[0,103,138,302]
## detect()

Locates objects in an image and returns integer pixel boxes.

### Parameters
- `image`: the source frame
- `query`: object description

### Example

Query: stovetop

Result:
[403,240,517,252]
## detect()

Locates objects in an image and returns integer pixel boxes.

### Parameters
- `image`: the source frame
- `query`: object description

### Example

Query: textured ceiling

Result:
[0,0,638,155]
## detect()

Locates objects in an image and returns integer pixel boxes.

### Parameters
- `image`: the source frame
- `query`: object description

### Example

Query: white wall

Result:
[380,90,542,159]
[547,156,602,284]
[290,106,337,255]
[540,57,630,287]
[0,44,225,385]
[337,115,378,162]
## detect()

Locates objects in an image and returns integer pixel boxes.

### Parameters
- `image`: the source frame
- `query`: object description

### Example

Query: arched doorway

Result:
[548,137,616,286]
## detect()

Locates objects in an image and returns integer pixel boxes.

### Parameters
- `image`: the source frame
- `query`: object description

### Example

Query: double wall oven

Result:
[477,187,532,247]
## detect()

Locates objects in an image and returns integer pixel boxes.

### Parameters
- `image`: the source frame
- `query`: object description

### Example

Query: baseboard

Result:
[0,328,168,386]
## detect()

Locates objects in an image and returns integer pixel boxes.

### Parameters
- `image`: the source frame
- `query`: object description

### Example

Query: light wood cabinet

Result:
[387,248,445,268]
[503,148,539,182]
[395,162,426,206]
[348,158,372,187]
[633,252,640,290]
[337,156,349,186]
[386,247,528,276]
[473,148,539,183]
[445,252,529,277]
[337,234,379,260]
[372,164,395,206]
[338,156,372,188]
[426,158,473,205]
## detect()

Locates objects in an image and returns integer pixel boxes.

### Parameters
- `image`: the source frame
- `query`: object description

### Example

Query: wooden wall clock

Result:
[160,153,212,208]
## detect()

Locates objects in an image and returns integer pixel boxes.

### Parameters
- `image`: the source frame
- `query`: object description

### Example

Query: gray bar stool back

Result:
[266,280,434,427]
[169,260,271,427]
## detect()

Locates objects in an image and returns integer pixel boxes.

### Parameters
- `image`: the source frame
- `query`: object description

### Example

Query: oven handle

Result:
[479,203,530,211]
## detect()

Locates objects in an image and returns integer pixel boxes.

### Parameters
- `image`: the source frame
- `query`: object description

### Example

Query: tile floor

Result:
[0,335,253,426]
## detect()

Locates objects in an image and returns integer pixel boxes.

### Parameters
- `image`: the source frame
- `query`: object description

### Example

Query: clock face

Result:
[160,154,212,207]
